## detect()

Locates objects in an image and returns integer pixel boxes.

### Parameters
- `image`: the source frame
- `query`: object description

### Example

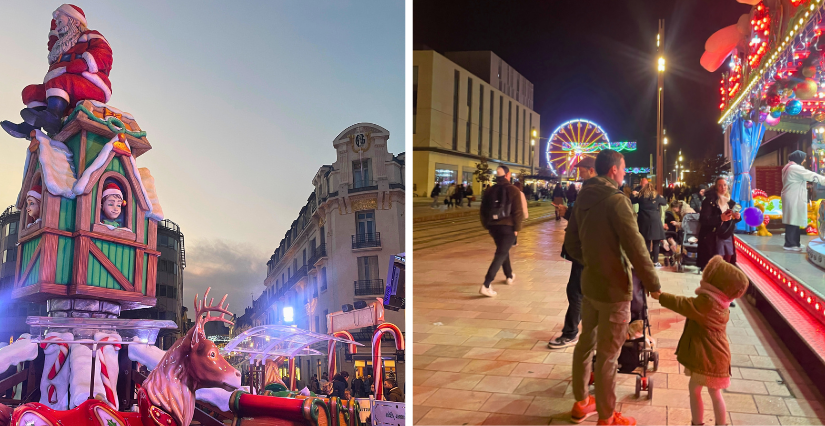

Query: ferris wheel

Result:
[546,119,636,178]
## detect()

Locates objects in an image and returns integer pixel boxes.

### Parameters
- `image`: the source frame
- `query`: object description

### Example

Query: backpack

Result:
[488,184,512,222]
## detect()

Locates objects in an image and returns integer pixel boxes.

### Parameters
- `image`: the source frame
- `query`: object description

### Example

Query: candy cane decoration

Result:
[39,336,69,404]
[97,336,122,408]
[287,357,296,391]
[327,330,357,380]
[371,323,404,400]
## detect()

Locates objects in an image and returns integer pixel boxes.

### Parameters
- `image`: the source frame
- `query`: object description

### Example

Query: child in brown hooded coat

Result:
[651,255,749,425]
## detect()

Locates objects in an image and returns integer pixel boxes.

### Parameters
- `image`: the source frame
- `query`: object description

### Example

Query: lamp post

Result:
[656,20,666,193]
[663,135,668,186]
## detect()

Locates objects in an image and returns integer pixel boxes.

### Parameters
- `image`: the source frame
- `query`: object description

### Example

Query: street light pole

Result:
[656,20,665,194]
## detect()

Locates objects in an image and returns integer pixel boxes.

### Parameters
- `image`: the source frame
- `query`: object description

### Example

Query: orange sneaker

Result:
[570,395,597,423]
[597,412,636,425]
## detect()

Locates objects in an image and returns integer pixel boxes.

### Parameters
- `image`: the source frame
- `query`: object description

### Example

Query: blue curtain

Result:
[730,117,766,232]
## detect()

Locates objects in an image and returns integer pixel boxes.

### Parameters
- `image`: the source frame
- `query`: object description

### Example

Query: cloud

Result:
[182,238,269,316]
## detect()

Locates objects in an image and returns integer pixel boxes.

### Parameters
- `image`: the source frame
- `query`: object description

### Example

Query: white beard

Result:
[48,20,82,65]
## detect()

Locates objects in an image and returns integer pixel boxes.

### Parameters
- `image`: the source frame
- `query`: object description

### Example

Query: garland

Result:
[64,104,148,138]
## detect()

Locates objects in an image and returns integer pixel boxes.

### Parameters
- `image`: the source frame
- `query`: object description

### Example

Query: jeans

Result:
[561,261,584,338]
[573,297,631,419]
[483,226,515,287]
[785,225,802,248]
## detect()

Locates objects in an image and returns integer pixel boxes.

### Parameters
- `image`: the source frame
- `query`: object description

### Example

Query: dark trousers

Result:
[645,239,661,263]
[484,226,515,287]
[561,261,584,338]
[785,225,802,248]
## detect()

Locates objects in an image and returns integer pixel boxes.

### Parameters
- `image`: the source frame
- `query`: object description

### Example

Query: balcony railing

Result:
[352,232,381,249]
[286,265,308,288]
[348,179,378,194]
[354,279,385,296]
[389,183,405,190]
[307,244,327,265]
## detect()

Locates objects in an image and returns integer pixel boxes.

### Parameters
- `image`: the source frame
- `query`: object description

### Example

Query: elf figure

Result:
[100,182,126,229]
[25,185,42,228]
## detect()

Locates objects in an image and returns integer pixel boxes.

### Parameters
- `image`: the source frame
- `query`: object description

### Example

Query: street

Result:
[413,217,825,425]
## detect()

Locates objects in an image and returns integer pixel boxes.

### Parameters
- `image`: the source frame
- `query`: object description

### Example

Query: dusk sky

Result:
[414,0,749,171]
[0,1,404,312]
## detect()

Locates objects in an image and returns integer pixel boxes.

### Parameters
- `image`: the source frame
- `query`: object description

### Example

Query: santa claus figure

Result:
[1,4,112,138]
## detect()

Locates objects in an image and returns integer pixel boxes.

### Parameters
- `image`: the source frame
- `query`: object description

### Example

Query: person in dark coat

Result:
[465,183,474,207]
[351,375,364,398]
[566,183,578,210]
[430,183,441,208]
[331,372,349,399]
[384,380,404,402]
[689,185,707,212]
[697,177,741,270]
[631,183,668,266]
[552,183,567,220]
[454,184,465,208]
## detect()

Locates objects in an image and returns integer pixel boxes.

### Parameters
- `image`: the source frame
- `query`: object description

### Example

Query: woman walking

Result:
[632,183,668,266]
[552,183,566,221]
[430,183,441,208]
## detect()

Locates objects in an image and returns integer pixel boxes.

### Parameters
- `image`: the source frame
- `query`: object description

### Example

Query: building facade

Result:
[247,123,405,391]
[413,49,541,198]
[117,219,186,350]
[0,206,48,343]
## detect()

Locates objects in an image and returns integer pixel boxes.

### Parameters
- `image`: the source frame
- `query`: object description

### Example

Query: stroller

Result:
[588,270,659,399]
[680,213,701,272]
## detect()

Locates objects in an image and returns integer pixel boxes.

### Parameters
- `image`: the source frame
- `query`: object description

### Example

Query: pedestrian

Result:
[445,183,456,208]
[782,150,823,250]
[631,182,668,267]
[344,389,352,400]
[633,177,648,193]
[478,165,525,297]
[564,149,660,425]
[552,182,567,221]
[697,177,741,268]
[309,374,320,394]
[566,182,579,211]
[351,374,364,398]
[455,183,465,208]
[650,256,748,426]
[512,181,529,246]
[430,183,441,208]
[465,183,474,207]
[664,185,672,202]
[331,371,349,399]
[689,184,707,212]
[548,157,596,349]
[364,374,373,397]
[320,372,329,392]
[664,200,695,266]
[384,379,404,402]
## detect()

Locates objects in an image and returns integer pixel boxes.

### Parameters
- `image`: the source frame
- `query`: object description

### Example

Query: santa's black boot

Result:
[1,120,37,139]
[21,96,69,135]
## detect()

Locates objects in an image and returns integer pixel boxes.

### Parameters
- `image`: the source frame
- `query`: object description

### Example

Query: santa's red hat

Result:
[53,4,86,27]
[27,185,42,200]
[102,183,123,200]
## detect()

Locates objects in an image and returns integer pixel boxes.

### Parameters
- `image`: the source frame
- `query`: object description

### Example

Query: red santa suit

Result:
[22,4,112,110]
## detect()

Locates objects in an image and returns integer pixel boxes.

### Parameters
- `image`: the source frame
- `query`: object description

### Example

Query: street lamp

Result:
[655,19,666,193]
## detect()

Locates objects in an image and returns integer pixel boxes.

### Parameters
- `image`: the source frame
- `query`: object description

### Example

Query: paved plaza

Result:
[413,217,825,425]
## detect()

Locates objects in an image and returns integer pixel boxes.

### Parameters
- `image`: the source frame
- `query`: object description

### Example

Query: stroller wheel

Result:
[647,376,654,400]
[635,375,641,398]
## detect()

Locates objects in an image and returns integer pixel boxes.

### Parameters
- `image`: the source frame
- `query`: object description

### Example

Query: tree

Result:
[474,157,493,187]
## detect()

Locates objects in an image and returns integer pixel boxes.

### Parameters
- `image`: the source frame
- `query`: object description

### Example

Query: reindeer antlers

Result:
[194,287,234,325]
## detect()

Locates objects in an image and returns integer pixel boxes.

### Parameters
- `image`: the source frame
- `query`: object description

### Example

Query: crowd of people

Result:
[304,372,404,402]
[477,150,749,425]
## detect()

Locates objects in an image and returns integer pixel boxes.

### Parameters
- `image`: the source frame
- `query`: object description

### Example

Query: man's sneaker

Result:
[571,395,597,423]
[596,411,636,425]
[653,262,663,268]
[505,273,516,285]
[784,246,798,251]
[597,412,636,425]
[547,335,579,349]
[479,285,497,297]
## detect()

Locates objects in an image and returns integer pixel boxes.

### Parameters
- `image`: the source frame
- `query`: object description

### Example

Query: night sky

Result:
[413,0,751,171]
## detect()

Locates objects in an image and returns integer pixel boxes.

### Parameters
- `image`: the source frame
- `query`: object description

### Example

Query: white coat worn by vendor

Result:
[781,150,824,250]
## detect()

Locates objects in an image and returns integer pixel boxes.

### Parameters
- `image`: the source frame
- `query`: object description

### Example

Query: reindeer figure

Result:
[138,288,241,426]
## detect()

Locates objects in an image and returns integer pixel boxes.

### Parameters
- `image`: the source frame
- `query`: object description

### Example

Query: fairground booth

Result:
[704,0,825,387]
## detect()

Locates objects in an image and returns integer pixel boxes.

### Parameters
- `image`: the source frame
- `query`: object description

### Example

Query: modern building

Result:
[413,49,541,197]
[119,219,186,350]
[250,122,405,391]
[0,206,47,343]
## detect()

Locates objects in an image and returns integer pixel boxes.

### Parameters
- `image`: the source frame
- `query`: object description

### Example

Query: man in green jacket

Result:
[564,150,661,425]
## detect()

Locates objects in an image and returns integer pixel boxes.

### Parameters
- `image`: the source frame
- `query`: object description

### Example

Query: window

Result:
[507,101,512,161]
[529,114,533,165]
[352,159,372,188]
[466,77,472,153]
[315,316,320,334]
[478,85,484,155]
[489,90,494,157]
[5,222,18,236]
[302,249,306,267]
[357,256,380,281]
[95,175,133,232]
[158,285,167,297]
[413,66,418,134]
[523,109,527,164]
[462,171,473,186]
[323,309,329,333]
[293,259,298,274]
[452,70,460,151]
[356,210,376,237]
[320,267,327,291]
[498,96,503,159]
[515,105,519,163]
[3,248,16,264]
